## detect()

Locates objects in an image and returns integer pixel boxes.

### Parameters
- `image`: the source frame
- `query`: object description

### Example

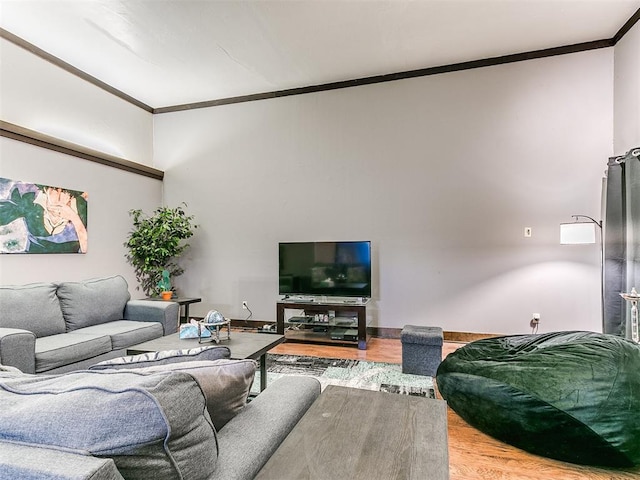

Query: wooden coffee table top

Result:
[255,385,449,480]
[126,331,285,360]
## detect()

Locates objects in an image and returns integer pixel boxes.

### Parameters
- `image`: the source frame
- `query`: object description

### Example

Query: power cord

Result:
[244,303,253,322]
[530,318,539,334]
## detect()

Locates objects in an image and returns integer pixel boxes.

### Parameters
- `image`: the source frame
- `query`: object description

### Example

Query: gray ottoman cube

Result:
[401,325,443,376]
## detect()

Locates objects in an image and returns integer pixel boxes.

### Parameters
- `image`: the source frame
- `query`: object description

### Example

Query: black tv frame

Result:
[278,241,372,298]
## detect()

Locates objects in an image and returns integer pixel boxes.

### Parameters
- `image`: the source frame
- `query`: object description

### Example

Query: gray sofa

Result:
[0,346,322,480]
[0,275,179,374]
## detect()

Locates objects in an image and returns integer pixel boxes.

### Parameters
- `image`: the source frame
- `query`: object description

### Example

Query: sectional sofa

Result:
[0,346,322,479]
[0,275,179,373]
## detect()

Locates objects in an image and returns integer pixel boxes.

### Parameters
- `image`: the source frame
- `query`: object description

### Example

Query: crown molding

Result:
[154,38,613,113]
[0,28,154,113]
[1,8,638,114]
[612,7,640,44]
[0,120,163,180]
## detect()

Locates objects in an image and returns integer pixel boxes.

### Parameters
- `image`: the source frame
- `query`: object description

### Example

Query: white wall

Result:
[154,49,613,334]
[0,39,161,293]
[0,38,153,164]
[614,21,640,151]
[0,32,620,333]
[0,137,162,290]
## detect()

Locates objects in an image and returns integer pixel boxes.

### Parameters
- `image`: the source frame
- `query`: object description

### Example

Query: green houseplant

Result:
[124,203,197,297]
[158,269,173,300]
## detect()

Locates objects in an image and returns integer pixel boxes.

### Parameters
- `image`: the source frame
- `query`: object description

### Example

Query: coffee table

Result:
[126,331,285,392]
[255,385,449,480]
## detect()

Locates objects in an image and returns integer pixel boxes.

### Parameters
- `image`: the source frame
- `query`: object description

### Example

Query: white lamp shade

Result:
[560,222,597,244]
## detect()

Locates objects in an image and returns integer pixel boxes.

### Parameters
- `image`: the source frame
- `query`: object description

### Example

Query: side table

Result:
[145,297,202,323]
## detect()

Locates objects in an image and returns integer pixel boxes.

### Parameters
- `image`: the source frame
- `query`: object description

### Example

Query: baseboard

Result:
[223,319,500,343]
[443,331,501,342]
[365,327,500,342]
[229,318,270,330]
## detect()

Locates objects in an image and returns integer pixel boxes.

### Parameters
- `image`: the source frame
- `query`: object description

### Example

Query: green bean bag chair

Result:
[436,331,640,466]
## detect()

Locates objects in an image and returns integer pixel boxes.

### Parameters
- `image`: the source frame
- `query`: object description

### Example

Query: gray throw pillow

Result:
[129,359,257,430]
[0,283,66,337]
[89,346,231,370]
[0,369,218,480]
[57,276,130,331]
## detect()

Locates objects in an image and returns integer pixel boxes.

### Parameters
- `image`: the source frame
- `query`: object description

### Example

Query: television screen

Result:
[279,241,371,298]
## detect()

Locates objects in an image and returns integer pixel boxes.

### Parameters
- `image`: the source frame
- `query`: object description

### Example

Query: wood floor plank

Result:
[266,337,640,479]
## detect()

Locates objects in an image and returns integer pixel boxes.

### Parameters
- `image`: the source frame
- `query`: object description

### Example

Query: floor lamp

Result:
[560,215,604,332]
[620,289,639,343]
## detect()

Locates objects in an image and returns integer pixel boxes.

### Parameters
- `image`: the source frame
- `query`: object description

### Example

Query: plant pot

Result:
[161,291,173,301]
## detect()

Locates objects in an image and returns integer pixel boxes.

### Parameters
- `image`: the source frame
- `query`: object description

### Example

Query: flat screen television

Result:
[279,241,371,298]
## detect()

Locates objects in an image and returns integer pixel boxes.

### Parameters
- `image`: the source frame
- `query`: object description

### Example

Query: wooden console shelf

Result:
[276,300,369,350]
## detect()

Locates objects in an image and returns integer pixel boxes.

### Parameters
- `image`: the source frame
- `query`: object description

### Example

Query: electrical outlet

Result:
[242,301,248,310]
[524,227,532,238]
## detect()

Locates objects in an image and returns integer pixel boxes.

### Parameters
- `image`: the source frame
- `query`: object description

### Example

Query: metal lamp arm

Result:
[571,215,602,229]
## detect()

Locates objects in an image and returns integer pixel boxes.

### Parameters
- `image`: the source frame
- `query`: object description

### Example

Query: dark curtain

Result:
[604,147,640,337]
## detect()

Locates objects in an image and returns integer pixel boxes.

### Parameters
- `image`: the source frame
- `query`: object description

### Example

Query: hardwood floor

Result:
[268,338,640,480]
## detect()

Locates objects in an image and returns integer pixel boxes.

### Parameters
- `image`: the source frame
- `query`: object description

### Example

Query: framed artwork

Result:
[0,177,88,254]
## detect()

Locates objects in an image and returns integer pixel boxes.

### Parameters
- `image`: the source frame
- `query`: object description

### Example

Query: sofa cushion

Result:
[71,320,163,350]
[0,439,125,480]
[89,345,231,370]
[108,359,256,430]
[57,276,131,331]
[0,364,22,374]
[35,333,112,373]
[0,369,218,480]
[0,283,65,337]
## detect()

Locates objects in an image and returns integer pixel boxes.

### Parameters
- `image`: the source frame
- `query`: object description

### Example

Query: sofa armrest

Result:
[123,300,179,335]
[212,375,321,480]
[0,440,124,480]
[0,328,36,374]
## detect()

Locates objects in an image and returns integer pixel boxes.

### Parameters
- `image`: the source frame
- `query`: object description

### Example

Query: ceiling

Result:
[1,1,639,110]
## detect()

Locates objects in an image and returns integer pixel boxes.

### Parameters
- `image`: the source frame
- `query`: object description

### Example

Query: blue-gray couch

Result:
[0,275,179,374]
[0,346,322,480]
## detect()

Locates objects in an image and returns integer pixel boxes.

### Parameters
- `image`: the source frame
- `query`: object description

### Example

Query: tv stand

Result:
[276,300,369,350]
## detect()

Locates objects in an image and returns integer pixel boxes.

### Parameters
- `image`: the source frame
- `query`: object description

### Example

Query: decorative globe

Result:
[204,310,224,324]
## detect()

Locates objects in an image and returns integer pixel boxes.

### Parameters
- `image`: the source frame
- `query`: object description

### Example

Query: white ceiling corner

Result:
[0,0,639,109]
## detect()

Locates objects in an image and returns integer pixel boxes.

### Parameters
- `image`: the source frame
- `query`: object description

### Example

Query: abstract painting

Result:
[0,177,88,253]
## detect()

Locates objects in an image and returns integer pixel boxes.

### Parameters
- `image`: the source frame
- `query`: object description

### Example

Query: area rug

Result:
[251,354,435,398]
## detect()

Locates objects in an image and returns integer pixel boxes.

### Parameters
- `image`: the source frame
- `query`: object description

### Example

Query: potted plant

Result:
[124,203,197,297]
[158,269,173,300]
